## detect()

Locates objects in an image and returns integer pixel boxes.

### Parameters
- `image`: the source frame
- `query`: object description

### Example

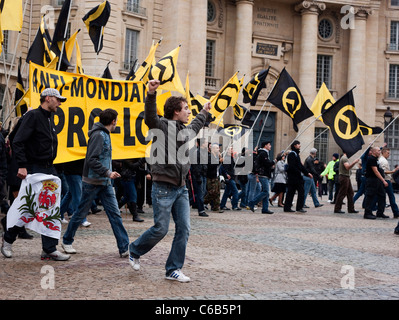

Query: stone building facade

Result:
[1,0,399,165]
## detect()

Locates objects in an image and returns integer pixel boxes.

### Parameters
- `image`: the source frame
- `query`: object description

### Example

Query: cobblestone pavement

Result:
[1,195,399,301]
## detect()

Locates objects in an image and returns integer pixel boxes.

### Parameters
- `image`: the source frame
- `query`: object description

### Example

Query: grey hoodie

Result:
[82,122,112,186]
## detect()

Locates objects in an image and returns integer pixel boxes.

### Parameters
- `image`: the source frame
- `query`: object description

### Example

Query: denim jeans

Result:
[129,182,190,275]
[63,182,129,255]
[385,180,399,216]
[246,173,260,203]
[60,175,88,223]
[238,181,248,207]
[248,176,270,211]
[303,176,320,207]
[220,179,239,209]
[120,178,138,205]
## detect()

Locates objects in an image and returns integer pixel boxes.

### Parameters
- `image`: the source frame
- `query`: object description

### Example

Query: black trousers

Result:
[284,179,305,211]
[4,164,59,253]
[364,177,386,216]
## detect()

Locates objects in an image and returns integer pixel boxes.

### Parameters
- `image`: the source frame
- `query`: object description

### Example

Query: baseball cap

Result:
[41,88,67,102]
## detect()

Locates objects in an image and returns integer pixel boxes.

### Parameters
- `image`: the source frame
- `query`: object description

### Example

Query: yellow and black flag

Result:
[358,119,383,136]
[82,0,111,54]
[15,57,28,117]
[322,89,364,158]
[267,68,314,132]
[26,16,55,66]
[217,124,249,141]
[50,0,72,70]
[243,68,269,106]
[148,45,185,95]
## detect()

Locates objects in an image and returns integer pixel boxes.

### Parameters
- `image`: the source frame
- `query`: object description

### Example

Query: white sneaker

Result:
[62,243,77,254]
[1,238,12,258]
[61,218,68,224]
[129,254,140,271]
[166,269,190,283]
[41,250,70,261]
[81,221,91,227]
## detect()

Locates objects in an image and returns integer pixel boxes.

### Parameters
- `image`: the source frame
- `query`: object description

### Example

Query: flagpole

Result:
[255,104,273,148]
[57,0,73,71]
[283,113,324,152]
[301,127,329,153]
[359,113,399,158]
[95,26,105,76]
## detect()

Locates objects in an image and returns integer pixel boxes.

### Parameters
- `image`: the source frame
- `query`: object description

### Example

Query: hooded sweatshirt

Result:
[82,122,113,186]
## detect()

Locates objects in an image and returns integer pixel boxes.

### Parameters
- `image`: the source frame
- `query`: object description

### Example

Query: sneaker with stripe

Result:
[129,254,140,271]
[165,269,190,282]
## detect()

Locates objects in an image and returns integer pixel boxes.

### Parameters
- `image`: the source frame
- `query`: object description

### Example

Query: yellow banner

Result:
[29,63,150,164]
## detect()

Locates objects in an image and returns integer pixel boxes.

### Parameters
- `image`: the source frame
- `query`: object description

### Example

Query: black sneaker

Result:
[199,211,209,217]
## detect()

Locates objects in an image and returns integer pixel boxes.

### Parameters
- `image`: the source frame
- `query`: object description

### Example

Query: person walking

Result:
[190,139,208,217]
[119,158,146,222]
[303,148,323,208]
[220,148,241,211]
[1,88,70,260]
[321,153,339,203]
[128,80,211,282]
[379,147,399,218]
[283,140,312,213]
[248,141,275,214]
[62,109,130,257]
[269,152,286,207]
[203,143,222,213]
[363,147,388,219]
[333,153,360,214]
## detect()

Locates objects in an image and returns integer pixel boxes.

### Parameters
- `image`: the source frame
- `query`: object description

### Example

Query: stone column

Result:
[294,1,325,154]
[231,0,254,124]
[347,8,371,120]
[188,0,208,95]
[233,0,254,84]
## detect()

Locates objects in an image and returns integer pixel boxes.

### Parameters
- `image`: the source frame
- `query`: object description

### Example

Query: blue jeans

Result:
[247,173,260,203]
[63,182,129,255]
[248,176,270,211]
[220,179,239,209]
[129,182,190,275]
[303,176,320,207]
[238,181,248,207]
[385,180,399,216]
[60,175,88,223]
[120,178,137,205]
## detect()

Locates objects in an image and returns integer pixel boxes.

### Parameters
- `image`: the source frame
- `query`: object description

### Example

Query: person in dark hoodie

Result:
[128,79,211,283]
[283,140,312,213]
[62,109,129,258]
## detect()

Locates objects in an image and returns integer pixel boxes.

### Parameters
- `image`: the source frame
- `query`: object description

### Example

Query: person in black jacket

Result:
[119,158,146,222]
[283,140,312,213]
[204,143,222,212]
[248,141,275,214]
[190,139,208,217]
[2,88,70,261]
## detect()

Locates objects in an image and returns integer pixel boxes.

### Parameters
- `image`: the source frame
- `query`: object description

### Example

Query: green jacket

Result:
[321,159,338,180]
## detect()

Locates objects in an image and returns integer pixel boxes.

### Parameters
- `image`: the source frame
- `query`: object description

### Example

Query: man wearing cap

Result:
[1,88,70,261]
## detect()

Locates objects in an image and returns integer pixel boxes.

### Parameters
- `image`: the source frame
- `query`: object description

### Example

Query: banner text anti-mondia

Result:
[31,68,147,103]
